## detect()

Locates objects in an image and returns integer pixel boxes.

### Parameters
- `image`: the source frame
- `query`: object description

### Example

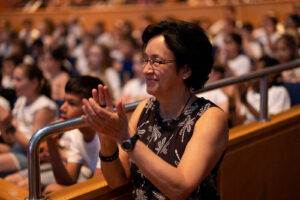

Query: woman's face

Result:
[263,17,276,34]
[143,35,183,97]
[13,67,37,97]
[44,53,60,72]
[2,60,15,76]
[88,45,103,70]
[224,35,240,59]
[275,40,293,63]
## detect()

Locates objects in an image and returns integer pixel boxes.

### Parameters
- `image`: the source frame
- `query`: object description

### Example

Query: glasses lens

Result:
[151,60,160,68]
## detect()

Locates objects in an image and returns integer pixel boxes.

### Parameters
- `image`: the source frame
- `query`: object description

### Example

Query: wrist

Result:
[99,146,119,162]
[120,133,139,152]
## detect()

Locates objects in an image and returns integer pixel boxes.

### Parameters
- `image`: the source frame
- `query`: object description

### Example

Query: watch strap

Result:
[121,133,139,152]
[99,147,119,162]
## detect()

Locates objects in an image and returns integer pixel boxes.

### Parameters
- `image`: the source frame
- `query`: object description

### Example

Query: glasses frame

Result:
[142,58,176,69]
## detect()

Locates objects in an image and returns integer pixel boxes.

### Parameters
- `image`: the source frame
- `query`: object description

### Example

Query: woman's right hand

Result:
[81,85,130,143]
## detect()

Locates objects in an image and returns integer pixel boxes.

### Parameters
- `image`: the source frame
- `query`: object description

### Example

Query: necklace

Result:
[161,93,193,122]
[135,93,194,196]
[148,93,193,154]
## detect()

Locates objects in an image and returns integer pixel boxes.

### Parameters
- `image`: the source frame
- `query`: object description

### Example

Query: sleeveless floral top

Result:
[130,97,224,200]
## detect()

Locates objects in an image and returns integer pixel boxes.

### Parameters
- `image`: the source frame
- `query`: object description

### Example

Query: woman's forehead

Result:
[144,35,174,58]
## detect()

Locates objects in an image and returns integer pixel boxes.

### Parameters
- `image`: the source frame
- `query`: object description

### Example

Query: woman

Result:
[275,34,300,83]
[217,32,252,77]
[87,44,121,101]
[82,21,228,199]
[0,64,57,174]
[43,46,70,102]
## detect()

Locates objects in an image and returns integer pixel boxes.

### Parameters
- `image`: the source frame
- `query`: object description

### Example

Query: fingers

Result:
[103,86,113,109]
[116,101,125,118]
[92,89,99,104]
[98,84,106,108]
[82,97,111,126]
[82,98,102,129]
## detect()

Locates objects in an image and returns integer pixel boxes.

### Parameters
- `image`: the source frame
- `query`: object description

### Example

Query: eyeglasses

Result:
[142,58,176,69]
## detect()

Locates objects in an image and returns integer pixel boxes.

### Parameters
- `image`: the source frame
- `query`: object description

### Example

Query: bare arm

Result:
[82,85,228,199]
[96,100,147,188]
[82,85,146,188]
[127,107,228,199]
[47,136,81,185]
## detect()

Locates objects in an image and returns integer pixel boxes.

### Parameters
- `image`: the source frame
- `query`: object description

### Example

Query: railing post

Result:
[259,75,269,122]
[24,102,138,200]
[25,118,87,200]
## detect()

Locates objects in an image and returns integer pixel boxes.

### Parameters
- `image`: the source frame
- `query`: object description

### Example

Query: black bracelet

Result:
[99,147,119,162]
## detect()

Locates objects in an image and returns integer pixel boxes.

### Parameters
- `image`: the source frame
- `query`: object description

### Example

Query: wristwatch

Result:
[121,134,139,152]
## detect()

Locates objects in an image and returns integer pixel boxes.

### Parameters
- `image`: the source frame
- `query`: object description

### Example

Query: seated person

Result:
[44,76,103,194]
[0,64,58,176]
[0,95,11,153]
[239,56,291,123]
[5,76,103,193]
[120,51,151,104]
[82,21,228,199]
[197,66,229,115]
[216,33,252,77]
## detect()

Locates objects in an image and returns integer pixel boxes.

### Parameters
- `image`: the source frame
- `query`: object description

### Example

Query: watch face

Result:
[121,140,132,151]
[122,141,132,150]
[121,134,139,152]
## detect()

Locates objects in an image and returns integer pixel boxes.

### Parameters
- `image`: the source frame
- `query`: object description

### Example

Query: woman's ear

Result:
[182,65,192,80]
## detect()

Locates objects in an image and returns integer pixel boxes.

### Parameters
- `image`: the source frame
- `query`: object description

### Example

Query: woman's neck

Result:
[158,88,193,120]
[26,93,39,105]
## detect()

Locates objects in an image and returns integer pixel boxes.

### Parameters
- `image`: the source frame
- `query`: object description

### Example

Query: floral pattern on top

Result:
[130,97,225,200]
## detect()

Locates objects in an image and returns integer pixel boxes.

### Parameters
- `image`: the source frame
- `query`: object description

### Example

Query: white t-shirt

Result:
[227,54,252,76]
[246,41,263,60]
[197,89,228,108]
[1,76,14,89]
[105,68,122,100]
[12,95,58,139]
[67,129,101,172]
[253,28,280,57]
[0,96,10,111]
[246,86,291,116]
[121,78,151,103]
[72,45,89,75]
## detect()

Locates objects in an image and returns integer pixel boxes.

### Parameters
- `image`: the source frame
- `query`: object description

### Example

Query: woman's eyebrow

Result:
[143,53,161,59]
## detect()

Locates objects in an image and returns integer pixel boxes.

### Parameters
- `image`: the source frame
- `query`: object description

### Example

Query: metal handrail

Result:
[26,58,300,200]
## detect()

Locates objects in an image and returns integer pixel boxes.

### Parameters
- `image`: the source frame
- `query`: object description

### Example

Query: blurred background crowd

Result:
[1,4,300,128]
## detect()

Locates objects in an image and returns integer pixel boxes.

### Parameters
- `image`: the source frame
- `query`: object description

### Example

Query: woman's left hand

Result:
[81,85,130,143]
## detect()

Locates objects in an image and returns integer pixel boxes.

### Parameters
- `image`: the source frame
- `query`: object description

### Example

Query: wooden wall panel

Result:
[219,105,300,200]
[0,2,295,31]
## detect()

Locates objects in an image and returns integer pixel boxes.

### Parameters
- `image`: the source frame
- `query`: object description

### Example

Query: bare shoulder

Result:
[198,107,227,124]
[194,107,228,144]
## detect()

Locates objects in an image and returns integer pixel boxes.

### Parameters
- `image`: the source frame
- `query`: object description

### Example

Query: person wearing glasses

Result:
[82,21,228,200]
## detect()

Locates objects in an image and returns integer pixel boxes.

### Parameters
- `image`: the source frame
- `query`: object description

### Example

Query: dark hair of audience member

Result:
[242,22,254,33]
[65,76,104,99]
[17,64,52,98]
[277,34,299,60]
[258,55,281,85]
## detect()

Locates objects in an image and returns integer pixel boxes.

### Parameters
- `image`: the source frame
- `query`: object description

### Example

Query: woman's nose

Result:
[143,62,154,74]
